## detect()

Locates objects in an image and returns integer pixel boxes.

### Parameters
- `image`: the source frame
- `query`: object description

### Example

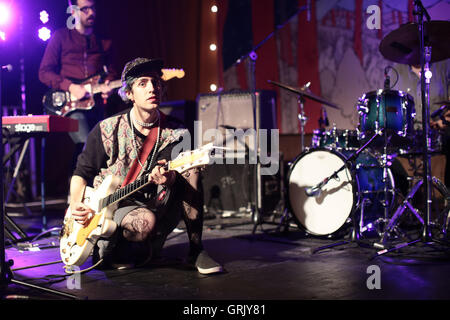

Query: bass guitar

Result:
[59,142,213,267]
[43,68,185,117]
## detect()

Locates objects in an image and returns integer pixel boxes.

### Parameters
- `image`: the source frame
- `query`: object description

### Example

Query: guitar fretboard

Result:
[98,173,151,210]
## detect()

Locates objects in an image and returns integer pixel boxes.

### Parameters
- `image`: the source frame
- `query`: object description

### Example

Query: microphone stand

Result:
[0,65,79,299]
[372,0,450,259]
[311,129,384,253]
[227,6,308,235]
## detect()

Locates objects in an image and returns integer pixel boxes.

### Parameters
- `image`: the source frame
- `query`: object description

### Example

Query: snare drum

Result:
[312,129,360,151]
[358,89,415,137]
[287,148,395,236]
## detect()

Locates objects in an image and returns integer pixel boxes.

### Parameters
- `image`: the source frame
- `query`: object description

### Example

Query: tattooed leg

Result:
[120,207,156,242]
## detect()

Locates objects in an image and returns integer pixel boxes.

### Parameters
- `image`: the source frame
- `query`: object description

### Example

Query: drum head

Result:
[288,148,356,236]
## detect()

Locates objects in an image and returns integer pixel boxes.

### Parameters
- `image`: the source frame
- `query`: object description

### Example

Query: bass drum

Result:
[287,148,357,236]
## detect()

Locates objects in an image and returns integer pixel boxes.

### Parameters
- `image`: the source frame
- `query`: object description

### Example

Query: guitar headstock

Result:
[162,68,185,81]
[168,143,215,173]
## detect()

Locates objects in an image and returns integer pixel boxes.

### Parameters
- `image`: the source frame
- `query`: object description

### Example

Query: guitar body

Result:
[60,175,120,266]
[59,142,213,267]
[43,75,100,117]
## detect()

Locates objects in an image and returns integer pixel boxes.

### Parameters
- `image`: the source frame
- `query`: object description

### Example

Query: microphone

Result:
[305,186,321,197]
[1,64,13,72]
[384,66,390,90]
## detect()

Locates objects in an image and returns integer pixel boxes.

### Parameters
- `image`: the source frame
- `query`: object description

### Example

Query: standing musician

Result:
[39,0,118,171]
[68,57,224,274]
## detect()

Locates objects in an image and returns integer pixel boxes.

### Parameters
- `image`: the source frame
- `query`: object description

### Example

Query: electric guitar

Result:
[59,142,213,267]
[42,68,185,117]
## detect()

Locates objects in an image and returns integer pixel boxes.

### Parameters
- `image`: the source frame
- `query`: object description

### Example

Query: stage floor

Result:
[2,203,450,310]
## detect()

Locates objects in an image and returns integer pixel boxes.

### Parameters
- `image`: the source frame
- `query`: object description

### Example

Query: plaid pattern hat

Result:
[120,57,164,83]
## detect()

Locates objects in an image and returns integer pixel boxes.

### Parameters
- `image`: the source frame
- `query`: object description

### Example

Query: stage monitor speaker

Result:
[196,90,277,155]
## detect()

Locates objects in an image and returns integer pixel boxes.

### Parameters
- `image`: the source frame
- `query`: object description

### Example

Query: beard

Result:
[82,15,95,28]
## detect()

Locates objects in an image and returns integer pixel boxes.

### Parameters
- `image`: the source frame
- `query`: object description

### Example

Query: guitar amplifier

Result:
[201,163,254,214]
[201,160,283,215]
[196,90,277,157]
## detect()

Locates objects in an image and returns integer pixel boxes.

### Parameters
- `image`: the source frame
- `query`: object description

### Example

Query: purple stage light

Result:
[38,26,51,41]
[0,30,5,41]
[0,2,11,26]
[39,10,49,24]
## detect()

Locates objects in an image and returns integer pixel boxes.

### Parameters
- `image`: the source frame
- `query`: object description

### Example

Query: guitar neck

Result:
[99,173,151,210]
[91,79,122,94]
[98,162,174,210]
[95,144,211,211]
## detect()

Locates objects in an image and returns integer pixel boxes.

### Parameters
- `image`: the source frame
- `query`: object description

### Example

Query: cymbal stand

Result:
[372,0,450,259]
[376,175,450,246]
[242,5,308,235]
[298,95,308,152]
[312,129,384,253]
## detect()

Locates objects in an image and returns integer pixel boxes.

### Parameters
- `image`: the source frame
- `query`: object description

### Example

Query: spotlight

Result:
[211,5,218,13]
[38,26,51,41]
[40,10,49,24]
[0,2,11,26]
[210,84,217,92]
[209,44,217,51]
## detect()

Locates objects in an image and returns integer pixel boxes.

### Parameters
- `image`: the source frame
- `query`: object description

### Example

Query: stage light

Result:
[40,10,49,24]
[0,2,11,26]
[0,30,5,41]
[211,5,218,13]
[209,43,217,51]
[210,84,217,92]
[38,26,51,41]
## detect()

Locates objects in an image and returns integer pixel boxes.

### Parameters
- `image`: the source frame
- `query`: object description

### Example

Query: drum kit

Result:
[270,15,450,252]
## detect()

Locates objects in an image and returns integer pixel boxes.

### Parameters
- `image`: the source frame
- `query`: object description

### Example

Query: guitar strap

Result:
[121,112,166,187]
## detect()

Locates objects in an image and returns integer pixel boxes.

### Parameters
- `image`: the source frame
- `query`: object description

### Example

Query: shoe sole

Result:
[197,266,224,275]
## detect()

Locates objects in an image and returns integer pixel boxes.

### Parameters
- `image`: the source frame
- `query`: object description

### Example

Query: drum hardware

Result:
[373,176,450,256]
[373,1,450,259]
[303,129,387,253]
[268,79,340,153]
[298,91,308,153]
[229,5,311,237]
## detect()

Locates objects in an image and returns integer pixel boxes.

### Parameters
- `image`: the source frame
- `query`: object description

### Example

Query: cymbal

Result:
[267,80,339,109]
[379,21,450,65]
